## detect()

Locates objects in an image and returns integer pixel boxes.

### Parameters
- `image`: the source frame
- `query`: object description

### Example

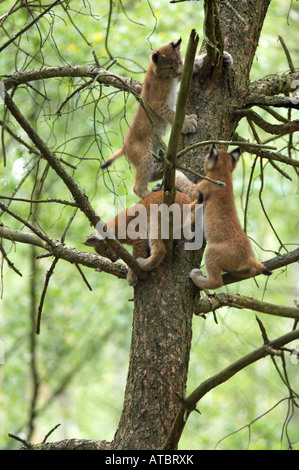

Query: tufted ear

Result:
[171,38,182,50]
[229,147,241,170]
[205,145,218,171]
[151,50,160,64]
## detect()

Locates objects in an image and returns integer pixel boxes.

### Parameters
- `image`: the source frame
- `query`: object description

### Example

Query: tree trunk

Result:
[112,247,201,450]
[112,0,271,450]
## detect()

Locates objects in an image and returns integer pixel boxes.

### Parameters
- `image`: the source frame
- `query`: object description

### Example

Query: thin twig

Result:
[42,424,61,444]
[36,257,59,334]
[8,433,33,449]
[0,0,63,53]
[176,140,277,160]
[0,195,78,207]
[176,162,226,187]
[4,92,145,278]
[162,328,299,450]
[0,242,23,276]
[0,201,53,245]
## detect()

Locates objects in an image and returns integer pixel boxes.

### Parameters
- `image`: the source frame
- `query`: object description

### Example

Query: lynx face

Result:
[83,232,119,262]
[151,39,184,79]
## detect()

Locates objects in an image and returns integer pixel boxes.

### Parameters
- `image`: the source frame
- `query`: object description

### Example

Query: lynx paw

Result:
[193,53,205,73]
[137,257,151,271]
[182,114,198,134]
[152,182,163,192]
[193,51,233,73]
[189,268,203,279]
[189,269,205,288]
[223,51,233,67]
[127,269,138,287]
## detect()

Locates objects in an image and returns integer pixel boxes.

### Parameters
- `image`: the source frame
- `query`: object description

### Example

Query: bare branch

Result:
[278,36,296,73]
[164,29,199,204]
[3,92,145,279]
[246,95,299,110]
[0,226,128,280]
[3,65,142,95]
[36,257,59,335]
[160,30,199,257]
[244,72,299,109]
[163,328,299,450]
[201,0,224,75]
[247,71,299,99]
[0,242,22,277]
[238,109,299,136]
[195,292,299,321]
[222,247,299,287]
[176,139,277,160]
[0,195,78,207]
[232,133,299,169]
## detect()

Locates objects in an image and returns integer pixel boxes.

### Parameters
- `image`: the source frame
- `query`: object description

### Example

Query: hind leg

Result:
[133,154,153,198]
[137,239,166,271]
[127,239,149,286]
[189,267,223,290]
[149,161,164,182]
[190,247,223,290]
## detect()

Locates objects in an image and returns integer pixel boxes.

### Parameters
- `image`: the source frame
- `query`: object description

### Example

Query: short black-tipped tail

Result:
[263,268,272,276]
[100,148,124,169]
[197,189,204,204]
[100,159,113,170]
[250,258,272,277]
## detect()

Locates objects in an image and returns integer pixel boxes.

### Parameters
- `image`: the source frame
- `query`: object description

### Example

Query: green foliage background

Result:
[0,0,298,450]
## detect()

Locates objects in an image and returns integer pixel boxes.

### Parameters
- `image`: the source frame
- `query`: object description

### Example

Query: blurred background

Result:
[0,0,298,450]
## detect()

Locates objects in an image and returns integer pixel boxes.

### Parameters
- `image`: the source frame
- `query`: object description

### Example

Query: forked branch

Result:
[163,328,299,450]
[3,93,146,279]
[0,226,128,279]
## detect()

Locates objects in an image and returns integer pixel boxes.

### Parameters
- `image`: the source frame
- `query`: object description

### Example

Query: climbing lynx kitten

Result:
[100,40,233,199]
[100,38,198,198]
[175,146,271,290]
[84,189,202,286]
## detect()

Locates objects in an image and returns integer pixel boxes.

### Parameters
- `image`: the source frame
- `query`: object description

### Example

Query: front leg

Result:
[154,104,198,135]
[194,51,233,73]
[127,239,149,286]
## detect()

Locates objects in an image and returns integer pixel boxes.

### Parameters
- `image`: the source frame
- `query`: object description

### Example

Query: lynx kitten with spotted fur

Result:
[101,39,233,199]
[100,38,198,198]
[176,146,272,290]
[84,190,202,286]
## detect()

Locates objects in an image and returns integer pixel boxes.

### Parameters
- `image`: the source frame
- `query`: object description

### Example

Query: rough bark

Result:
[111,0,272,450]
[112,246,199,449]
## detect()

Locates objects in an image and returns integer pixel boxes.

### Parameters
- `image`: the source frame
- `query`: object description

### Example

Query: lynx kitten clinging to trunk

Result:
[175,146,272,290]
[100,38,233,198]
[84,189,203,286]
